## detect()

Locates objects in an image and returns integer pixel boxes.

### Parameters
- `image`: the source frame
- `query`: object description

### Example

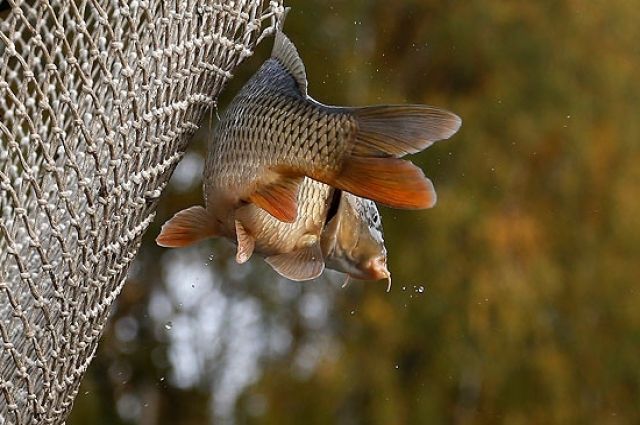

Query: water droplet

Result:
[416,286,425,293]
[350,310,356,315]
[394,364,399,369]
[164,322,172,330]
[159,377,165,382]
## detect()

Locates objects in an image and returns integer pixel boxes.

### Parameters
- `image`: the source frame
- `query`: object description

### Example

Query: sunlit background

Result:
[69,0,640,423]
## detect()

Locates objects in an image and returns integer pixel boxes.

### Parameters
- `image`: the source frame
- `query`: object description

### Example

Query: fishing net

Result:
[0,0,283,423]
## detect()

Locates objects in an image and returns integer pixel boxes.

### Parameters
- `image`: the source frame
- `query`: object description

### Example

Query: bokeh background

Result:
[68,0,640,424]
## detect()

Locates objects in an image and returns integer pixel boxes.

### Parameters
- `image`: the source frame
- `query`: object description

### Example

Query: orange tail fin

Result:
[156,206,218,248]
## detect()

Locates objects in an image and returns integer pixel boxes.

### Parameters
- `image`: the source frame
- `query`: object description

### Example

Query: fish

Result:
[156,30,461,282]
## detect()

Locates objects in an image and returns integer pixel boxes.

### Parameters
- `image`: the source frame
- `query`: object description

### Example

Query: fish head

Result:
[321,191,390,282]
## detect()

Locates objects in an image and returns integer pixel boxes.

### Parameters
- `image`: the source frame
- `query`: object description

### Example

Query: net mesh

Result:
[0,0,283,423]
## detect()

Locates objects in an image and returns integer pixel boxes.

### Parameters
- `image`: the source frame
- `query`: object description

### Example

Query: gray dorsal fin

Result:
[272,31,308,96]
[265,242,324,281]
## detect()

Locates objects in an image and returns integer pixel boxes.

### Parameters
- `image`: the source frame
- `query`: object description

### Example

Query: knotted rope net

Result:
[0,1,282,423]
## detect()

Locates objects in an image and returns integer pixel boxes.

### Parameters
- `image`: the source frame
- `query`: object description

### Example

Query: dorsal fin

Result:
[272,31,308,96]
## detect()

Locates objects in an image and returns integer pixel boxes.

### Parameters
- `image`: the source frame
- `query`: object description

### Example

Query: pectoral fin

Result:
[265,243,324,281]
[249,175,303,223]
[235,220,255,264]
[156,206,218,248]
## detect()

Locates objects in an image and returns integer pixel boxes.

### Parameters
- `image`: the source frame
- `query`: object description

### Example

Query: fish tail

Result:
[329,105,461,209]
[156,205,219,247]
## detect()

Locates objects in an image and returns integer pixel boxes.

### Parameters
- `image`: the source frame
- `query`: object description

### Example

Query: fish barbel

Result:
[156,30,460,283]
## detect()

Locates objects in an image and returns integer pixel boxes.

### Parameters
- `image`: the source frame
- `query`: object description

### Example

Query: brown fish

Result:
[156,30,461,250]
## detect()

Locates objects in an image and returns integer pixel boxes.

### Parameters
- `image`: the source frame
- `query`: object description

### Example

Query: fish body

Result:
[156,30,461,284]
[203,58,353,226]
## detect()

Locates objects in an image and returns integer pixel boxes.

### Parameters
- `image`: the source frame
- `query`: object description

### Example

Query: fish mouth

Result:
[352,255,391,291]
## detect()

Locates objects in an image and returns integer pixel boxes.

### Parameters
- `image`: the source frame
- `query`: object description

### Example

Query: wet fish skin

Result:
[235,179,331,257]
